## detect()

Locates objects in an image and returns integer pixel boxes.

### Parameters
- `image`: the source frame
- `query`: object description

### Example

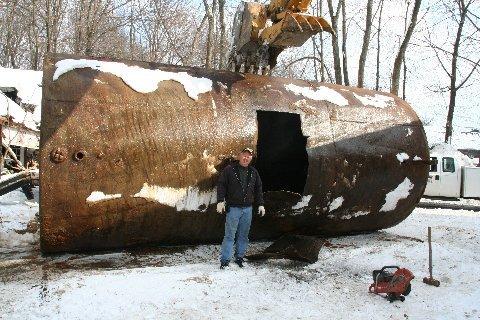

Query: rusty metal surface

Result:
[40,53,429,253]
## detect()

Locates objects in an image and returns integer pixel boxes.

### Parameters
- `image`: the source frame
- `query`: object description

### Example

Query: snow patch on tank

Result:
[211,98,218,117]
[285,84,348,106]
[53,59,213,100]
[202,149,218,174]
[328,210,369,220]
[133,183,217,211]
[329,196,344,212]
[86,191,121,203]
[353,92,395,108]
[380,178,414,212]
[292,195,312,210]
[396,153,410,163]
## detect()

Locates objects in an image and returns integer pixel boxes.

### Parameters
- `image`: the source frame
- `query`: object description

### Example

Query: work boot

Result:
[234,257,244,268]
[220,261,229,269]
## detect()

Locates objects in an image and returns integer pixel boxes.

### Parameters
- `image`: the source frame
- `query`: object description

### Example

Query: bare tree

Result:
[186,13,208,66]
[27,0,42,70]
[218,0,226,69]
[0,0,212,69]
[70,0,131,56]
[341,0,349,86]
[358,0,373,88]
[426,0,480,142]
[0,0,27,68]
[375,0,384,91]
[133,0,206,65]
[311,0,327,82]
[401,1,411,100]
[44,0,65,53]
[390,0,422,96]
[203,0,218,69]
[326,0,343,84]
[319,0,326,82]
[128,0,136,59]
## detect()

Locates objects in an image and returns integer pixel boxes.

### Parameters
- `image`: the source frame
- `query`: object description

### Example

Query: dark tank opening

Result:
[255,110,308,194]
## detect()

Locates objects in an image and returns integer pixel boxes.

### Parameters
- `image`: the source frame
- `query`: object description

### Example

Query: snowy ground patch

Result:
[1,188,479,319]
[0,188,39,254]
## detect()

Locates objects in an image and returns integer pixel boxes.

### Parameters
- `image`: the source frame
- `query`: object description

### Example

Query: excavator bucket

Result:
[229,1,334,73]
[40,53,429,253]
[260,13,334,48]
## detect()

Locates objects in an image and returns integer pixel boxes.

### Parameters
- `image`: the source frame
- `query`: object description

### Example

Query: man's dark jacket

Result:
[217,163,264,207]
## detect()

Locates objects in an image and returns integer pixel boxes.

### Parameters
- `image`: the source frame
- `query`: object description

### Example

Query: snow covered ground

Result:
[1,188,479,319]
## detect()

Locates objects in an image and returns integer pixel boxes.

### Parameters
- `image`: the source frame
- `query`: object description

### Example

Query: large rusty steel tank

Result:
[40,53,429,253]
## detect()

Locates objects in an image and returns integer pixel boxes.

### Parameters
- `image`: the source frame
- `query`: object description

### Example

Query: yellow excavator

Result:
[228,0,334,74]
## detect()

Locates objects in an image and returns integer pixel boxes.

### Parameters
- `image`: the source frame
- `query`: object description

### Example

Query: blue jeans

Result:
[220,206,253,263]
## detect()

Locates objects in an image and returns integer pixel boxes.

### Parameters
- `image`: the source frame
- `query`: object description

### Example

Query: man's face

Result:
[238,151,253,167]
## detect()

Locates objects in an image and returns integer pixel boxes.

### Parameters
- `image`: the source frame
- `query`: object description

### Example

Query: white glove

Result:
[217,202,226,214]
[258,206,265,216]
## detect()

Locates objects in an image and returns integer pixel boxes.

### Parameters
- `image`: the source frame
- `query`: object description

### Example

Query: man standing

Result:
[217,147,265,269]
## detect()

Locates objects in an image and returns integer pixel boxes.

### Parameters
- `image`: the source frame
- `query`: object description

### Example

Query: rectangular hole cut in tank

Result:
[255,110,308,194]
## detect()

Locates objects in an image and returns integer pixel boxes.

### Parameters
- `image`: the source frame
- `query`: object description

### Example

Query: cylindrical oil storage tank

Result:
[40,54,429,253]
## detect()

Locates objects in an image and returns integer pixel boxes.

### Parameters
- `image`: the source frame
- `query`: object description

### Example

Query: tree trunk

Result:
[341,0,349,86]
[30,0,40,70]
[52,0,64,53]
[391,0,422,96]
[327,0,343,84]
[401,1,411,100]
[188,14,208,65]
[74,0,85,54]
[203,0,217,69]
[2,0,18,67]
[84,0,95,55]
[129,1,135,59]
[218,0,226,69]
[445,0,467,143]
[358,0,373,88]
[319,0,325,82]
[46,0,52,52]
[375,0,384,91]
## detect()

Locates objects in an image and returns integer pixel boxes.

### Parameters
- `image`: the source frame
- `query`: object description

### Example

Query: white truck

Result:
[424,145,480,198]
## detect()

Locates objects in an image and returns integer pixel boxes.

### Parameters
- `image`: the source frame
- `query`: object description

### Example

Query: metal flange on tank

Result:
[40,54,429,253]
